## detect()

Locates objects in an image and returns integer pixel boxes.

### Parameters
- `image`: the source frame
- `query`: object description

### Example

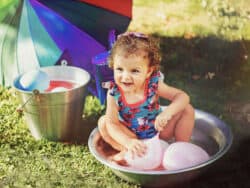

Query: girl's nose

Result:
[121,71,131,81]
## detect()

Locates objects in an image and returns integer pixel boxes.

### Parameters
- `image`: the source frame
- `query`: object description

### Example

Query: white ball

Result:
[50,87,68,92]
[19,70,49,91]
[163,142,209,170]
[124,134,164,170]
[160,140,170,152]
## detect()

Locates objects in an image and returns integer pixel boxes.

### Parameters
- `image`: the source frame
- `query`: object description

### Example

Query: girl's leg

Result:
[174,104,195,141]
[98,115,137,151]
[159,104,195,142]
[159,113,181,140]
[98,116,124,151]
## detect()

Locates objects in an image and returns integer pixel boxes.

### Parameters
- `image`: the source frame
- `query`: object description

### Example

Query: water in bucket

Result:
[13,66,90,142]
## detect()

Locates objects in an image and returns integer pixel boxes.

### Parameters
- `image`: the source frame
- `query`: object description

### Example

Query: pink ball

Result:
[163,142,209,170]
[124,134,164,170]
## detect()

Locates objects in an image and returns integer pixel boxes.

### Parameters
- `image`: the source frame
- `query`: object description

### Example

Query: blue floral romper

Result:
[109,71,163,139]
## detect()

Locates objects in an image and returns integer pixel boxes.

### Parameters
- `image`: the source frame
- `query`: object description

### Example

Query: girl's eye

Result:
[132,69,139,73]
[116,67,123,71]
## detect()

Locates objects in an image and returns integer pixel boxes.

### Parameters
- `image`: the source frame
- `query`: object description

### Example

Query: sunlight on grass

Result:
[0,86,136,188]
[130,0,216,37]
[130,0,250,40]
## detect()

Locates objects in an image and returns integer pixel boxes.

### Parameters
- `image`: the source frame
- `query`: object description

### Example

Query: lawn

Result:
[1,0,250,187]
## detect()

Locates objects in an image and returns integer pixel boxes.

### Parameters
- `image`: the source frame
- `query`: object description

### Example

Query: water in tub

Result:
[45,80,79,92]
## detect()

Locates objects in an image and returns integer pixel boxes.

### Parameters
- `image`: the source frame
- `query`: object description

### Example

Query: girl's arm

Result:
[158,81,190,116]
[105,91,146,155]
[105,92,130,144]
[155,81,190,131]
[105,91,120,124]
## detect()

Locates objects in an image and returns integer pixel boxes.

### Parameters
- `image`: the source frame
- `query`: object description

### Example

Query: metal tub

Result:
[88,109,233,187]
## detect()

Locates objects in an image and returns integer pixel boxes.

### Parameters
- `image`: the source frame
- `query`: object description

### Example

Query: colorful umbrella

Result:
[0,0,132,101]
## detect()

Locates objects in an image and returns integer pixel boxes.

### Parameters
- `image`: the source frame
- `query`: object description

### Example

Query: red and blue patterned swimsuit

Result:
[109,71,162,139]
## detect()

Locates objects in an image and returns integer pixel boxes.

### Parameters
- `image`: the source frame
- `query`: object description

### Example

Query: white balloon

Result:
[50,87,68,92]
[124,134,165,170]
[19,70,49,91]
[160,140,170,152]
[163,142,209,170]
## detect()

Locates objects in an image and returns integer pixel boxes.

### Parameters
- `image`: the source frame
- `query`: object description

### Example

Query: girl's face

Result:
[113,53,153,93]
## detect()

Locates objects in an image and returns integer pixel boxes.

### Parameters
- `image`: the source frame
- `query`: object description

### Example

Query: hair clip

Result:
[117,32,148,39]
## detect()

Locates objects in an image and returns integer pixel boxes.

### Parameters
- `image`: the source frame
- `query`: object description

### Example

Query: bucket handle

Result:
[16,89,40,114]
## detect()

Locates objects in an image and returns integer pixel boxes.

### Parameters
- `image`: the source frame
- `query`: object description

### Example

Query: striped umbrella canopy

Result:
[0,0,132,92]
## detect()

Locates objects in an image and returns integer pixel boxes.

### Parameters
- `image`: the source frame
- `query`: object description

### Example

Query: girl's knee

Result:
[98,115,107,131]
[184,104,195,117]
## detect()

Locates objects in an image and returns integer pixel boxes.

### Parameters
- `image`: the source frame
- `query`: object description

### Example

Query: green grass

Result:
[0,87,136,188]
[130,0,250,40]
[0,0,19,22]
[1,0,250,187]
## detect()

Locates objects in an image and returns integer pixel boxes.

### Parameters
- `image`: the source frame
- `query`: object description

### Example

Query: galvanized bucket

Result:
[13,66,90,142]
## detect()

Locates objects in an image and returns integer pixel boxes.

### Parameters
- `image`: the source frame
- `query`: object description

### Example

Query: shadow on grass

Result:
[142,131,250,188]
[145,35,250,188]
[188,137,250,188]
[155,138,250,188]
[156,35,250,113]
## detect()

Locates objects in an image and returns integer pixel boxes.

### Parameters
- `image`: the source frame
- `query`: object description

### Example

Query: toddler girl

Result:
[98,32,195,160]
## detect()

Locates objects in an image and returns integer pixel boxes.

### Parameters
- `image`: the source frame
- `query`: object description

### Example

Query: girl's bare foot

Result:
[94,131,128,166]
[94,132,118,158]
[109,151,128,166]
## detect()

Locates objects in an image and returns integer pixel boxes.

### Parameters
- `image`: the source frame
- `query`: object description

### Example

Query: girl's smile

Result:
[121,82,133,87]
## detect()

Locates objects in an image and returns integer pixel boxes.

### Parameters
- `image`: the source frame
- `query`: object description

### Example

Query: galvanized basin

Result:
[88,109,233,187]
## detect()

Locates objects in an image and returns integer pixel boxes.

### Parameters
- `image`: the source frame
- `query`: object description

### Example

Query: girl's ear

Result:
[146,67,154,78]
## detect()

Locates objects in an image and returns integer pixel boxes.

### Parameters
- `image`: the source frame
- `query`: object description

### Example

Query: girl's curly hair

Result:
[108,32,161,71]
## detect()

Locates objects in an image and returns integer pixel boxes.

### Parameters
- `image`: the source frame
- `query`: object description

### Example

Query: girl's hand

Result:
[126,138,147,158]
[155,112,173,132]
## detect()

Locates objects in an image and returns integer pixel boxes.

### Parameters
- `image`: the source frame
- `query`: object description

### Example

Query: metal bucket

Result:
[13,66,90,142]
